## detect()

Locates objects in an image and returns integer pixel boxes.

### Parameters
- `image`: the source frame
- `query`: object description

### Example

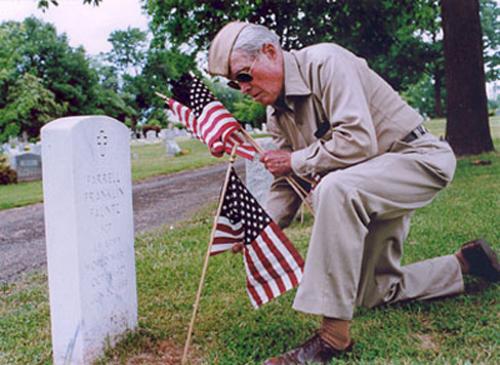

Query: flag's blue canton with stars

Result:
[211,167,304,308]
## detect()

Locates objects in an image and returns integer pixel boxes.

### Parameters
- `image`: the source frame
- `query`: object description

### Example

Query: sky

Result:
[0,0,149,55]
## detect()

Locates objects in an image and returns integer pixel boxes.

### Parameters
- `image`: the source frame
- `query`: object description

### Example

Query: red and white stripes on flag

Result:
[211,167,304,308]
[167,73,257,160]
[167,98,256,160]
[242,222,304,308]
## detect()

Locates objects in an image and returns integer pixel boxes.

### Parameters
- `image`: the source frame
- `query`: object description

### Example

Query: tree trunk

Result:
[441,0,494,155]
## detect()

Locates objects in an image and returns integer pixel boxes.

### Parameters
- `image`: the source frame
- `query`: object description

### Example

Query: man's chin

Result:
[254,94,275,106]
[256,100,270,106]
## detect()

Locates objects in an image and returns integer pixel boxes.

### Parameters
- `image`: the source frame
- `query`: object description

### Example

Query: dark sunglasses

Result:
[227,57,258,90]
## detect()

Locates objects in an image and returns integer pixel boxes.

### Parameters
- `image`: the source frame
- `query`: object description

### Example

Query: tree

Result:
[106,27,148,77]
[479,0,500,82]
[146,0,428,91]
[0,73,67,141]
[402,73,444,119]
[233,98,266,129]
[5,17,100,115]
[441,0,494,155]
[0,17,139,138]
[402,0,498,119]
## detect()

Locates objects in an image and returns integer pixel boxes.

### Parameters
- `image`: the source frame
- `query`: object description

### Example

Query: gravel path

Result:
[0,161,244,283]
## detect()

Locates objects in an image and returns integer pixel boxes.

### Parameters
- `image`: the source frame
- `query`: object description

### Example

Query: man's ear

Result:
[261,43,277,59]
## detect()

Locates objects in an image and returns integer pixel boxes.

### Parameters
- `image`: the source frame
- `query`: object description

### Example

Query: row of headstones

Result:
[130,127,190,142]
[41,115,274,364]
[0,127,188,181]
[132,123,268,143]
[245,123,267,134]
[130,128,186,157]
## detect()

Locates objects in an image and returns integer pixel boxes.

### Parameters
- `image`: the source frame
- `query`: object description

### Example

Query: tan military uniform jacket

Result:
[266,44,424,227]
[262,43,462,319]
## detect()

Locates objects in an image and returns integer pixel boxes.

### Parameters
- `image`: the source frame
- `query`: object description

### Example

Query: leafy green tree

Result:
[89,56,137,123]
[129,48,196,125]
[145,0,428,91]
[90,56,120,92]
[209,79,246,114]
[3,17,100,115]
[402,74,443,119]
[106,27,148,77]
[0,21,24,108]
[0,17,138,137]
[0,73,67,141]
[233,98,266,129]
[402,0,498,118]
[480,0,500,81]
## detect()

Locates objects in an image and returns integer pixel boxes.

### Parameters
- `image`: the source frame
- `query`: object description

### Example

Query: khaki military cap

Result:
[208,21,249,78]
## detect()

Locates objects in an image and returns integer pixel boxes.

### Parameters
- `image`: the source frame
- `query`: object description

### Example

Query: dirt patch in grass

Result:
[121,340,202,365]
[414,333,440,352]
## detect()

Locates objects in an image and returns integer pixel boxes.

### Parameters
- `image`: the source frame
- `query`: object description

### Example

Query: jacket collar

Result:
[272,51,311,114]
[283,51,311,97]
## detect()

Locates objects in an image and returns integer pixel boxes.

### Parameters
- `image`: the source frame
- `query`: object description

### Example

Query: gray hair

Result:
[232,24,281,58]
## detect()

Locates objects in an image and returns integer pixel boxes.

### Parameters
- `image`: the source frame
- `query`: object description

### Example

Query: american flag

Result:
[168,74,256,160]
[212,167,304,308]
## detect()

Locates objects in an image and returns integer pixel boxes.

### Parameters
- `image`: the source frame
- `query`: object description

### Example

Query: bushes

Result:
[0,155,17,185]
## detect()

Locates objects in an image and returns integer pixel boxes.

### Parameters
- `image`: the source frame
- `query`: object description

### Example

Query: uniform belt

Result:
[402,124,427,143]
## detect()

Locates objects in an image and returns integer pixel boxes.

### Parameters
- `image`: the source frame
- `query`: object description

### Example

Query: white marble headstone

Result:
[164,130,181,156]
[245,137,277,206]
[41,116,137,365]
[145,130,156,141]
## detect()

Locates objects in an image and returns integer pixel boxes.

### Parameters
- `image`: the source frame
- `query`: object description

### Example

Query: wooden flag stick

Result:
[155,91,168,101]
[239,128,315,216]
[181,145,239,365]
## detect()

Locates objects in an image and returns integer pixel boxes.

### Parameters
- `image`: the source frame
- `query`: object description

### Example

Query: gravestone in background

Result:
[15,152,42,181]
[41,116,137,365]
[164,129,181,156]
[158,129,167,139]
[32,143,42,155]
[145,130,156,141]
[6,146,18,169]
[245,137,276,206]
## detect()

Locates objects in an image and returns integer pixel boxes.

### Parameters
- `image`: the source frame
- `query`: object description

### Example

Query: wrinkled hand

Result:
[232,242,244,254]
[260,150,292,177]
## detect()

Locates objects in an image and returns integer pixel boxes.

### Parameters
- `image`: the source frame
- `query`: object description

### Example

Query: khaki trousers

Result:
[292,133,464,320]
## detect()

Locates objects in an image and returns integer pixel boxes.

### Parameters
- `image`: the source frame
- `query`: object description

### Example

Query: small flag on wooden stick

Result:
[212,166,304,308]
[165,73,257,160]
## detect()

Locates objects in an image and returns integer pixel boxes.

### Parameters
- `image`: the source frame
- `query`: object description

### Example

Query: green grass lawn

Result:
[0,139,223,210]
[1,143,498,364]
[424,115,500,138]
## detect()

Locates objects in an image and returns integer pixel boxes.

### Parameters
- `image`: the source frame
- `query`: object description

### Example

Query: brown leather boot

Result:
[458,239,499,282]
[262,333,352,365]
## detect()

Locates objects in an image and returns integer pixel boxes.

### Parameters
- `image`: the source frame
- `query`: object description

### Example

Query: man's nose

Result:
[240,82,252,94]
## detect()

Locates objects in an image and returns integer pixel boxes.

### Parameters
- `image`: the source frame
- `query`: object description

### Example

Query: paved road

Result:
[0,161,244,283]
